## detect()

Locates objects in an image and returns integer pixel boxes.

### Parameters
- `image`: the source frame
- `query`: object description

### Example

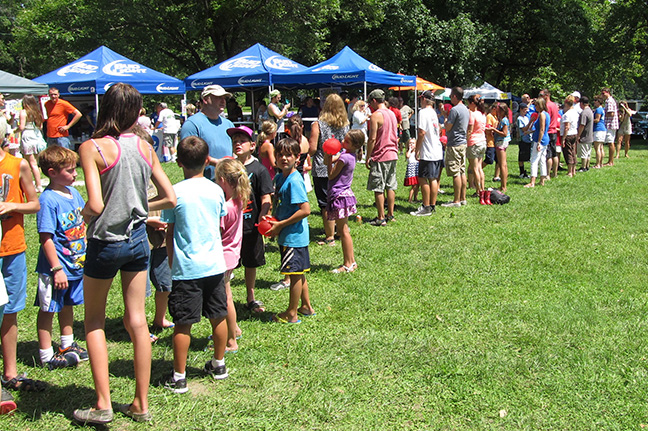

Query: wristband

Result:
[51,265,63,272]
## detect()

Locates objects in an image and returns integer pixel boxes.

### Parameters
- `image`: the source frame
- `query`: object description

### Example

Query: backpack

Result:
[488,188,510,205]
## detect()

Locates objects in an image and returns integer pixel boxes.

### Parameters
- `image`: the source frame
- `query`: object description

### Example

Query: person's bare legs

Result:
[1,313,18,381]
[615,133,622,159]
[335,218,355,269]
[419,179,430,207]
[624,134,631,157]
[386,189,395,218]
[321,210,335,241]
[223,270,239,352]
[278,274,309,322]
[374,192,385,219]
[605,142,615,166]
[298,275,313,316]
[120,270,150,415]
[496,149,507,192]
[25,153,42,191]
[244,267,257,304]
[153,291,172,328]
[209,317,227,361]
[172,324,192,374]
[452,175,462,203]
[83,276,113,411]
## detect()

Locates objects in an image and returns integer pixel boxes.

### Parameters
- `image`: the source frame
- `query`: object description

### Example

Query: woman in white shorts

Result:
[615,100,634,158]
[17,95,46,192]
[592,96,606,168]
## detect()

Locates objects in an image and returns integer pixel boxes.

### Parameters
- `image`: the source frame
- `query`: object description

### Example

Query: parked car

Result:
[631,111,648,140]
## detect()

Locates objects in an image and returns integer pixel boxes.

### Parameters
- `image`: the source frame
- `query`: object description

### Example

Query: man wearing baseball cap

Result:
[180,85,235,180]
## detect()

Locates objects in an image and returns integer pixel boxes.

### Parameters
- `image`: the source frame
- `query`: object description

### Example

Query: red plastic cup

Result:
[530,112,538,122]
[257,216,278,237]
[322,138,342,155]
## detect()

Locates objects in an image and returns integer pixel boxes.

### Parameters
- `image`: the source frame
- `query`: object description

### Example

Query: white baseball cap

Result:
[201,85,232,99]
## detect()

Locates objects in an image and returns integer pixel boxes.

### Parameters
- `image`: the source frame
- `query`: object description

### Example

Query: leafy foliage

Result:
[2,0,646,98]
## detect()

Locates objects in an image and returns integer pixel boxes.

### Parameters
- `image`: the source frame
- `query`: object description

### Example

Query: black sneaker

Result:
[163,374,188,394]
[45,351,79,370]
[204,360,228,380]
[62,342,89,361]
[577,168,587,173]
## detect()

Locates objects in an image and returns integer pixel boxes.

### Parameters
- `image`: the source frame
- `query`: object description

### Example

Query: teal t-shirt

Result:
[274,170,309,248]
[162,177,227,280]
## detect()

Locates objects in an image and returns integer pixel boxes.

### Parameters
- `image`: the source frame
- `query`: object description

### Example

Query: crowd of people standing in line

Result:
[0,80,639,422]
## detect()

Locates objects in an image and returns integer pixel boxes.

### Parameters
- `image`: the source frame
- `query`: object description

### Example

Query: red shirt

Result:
[389,106,402,124]
[45,99,77,138]
[546,100,560,134]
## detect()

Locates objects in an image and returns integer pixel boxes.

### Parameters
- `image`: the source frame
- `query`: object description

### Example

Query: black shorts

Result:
[547,133,557,158]
[518,141,532,162]
[484,147,496,165]
[279,245,310,275]
[240,230,266,268]
[418,160,442,179]
[168,273,227,325]
[312,176,329,209]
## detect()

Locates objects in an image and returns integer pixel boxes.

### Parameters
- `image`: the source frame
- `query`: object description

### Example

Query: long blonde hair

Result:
[319,94,349,129]
[214,158,251,203]
[256,120,277,147]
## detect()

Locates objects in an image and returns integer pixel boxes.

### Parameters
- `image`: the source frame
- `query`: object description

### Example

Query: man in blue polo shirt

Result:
[180,85,234,180]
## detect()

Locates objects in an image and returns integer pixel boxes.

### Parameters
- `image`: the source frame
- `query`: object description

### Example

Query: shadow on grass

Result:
[12,383,96,425]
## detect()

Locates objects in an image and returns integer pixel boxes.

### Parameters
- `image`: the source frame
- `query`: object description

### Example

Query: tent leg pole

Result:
[95,93,99,117]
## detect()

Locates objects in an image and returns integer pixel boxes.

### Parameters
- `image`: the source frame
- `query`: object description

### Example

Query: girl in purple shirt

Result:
[325,130,364,273]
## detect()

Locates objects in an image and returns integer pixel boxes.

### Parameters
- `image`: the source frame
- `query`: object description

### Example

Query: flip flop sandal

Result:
[271,314,301,324]
[317,238,336,246]
[246,300,266,313]
[2,373,47,392]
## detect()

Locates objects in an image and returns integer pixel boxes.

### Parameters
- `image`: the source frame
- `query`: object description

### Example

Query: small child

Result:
[266,138,314,323]
[230,126,273,309]
[257,120,278,178]
[215,157,251,353]
[404,138,419,202]
[0,118,43,392]
[324,130,363,274]
[35,146,88,370]
[163,136,230,394]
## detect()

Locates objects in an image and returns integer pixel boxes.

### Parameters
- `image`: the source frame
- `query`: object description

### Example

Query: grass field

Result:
[2,138,648,430]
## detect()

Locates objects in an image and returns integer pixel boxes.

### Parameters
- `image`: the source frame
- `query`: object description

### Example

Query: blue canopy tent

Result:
[184,43,308,123]
[274,46,416,96]
[184,43,308,91]
[34,46,186,110]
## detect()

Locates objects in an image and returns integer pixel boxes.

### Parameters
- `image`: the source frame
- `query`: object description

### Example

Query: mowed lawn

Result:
[3,139,648,430]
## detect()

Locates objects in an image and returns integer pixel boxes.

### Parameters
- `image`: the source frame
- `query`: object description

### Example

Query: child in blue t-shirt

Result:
[35,146,88,370]
[161,136,229,394]
[266,138,314,323]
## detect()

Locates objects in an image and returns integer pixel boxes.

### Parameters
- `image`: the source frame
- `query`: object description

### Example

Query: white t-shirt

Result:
[418,107,443,161]
[562,108,579,136]
[159,108,178,134]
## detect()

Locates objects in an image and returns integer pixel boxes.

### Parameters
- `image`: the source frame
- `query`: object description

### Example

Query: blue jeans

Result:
[84,223,150,279]
[47,136,73,150]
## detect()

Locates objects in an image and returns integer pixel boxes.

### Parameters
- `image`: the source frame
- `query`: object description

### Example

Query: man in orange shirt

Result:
[44,88,82,150]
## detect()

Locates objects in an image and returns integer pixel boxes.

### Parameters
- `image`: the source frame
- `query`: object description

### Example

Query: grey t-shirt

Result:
[579,106,594,144]
[446,103,470,147]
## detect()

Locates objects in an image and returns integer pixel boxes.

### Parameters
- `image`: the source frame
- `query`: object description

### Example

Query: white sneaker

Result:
[460,200,467,206]
[270,280,289,291]
[410,205,434,216]
[440,201,461,208]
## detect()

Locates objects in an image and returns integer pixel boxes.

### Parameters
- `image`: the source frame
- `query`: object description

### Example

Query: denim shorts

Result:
[0,252,27,314]
[84,223,150,279]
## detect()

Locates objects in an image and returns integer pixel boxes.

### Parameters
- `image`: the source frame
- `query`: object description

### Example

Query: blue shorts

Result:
[35,274,84,312]
[47,137,74,150]
[84,223,150,279]
[149,247,172,293]
[0,252,27,314]
[279,245,310,275]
